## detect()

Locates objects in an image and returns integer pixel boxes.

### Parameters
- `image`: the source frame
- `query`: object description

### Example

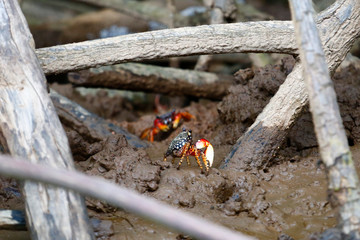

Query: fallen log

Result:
[0,155,255,240]
[50,90,148,148]
[67,63,233,99]
[221,0,360,171]
[0,1,93,239]
[36,21,297,75]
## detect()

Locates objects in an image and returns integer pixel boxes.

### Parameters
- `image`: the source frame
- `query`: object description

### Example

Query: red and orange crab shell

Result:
[140,110,195,142]
[163,129,214,174]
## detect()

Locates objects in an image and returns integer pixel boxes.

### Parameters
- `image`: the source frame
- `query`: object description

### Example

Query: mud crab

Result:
[163,129,214,174]
[140,110,195,142]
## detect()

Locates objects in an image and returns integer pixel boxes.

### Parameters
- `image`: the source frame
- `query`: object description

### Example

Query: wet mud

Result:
[2,59,360,240]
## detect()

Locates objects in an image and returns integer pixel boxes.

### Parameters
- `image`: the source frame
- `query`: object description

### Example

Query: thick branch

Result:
[221,0,360,171]
[68,63,233,99]
[0,1,93,239]
[289,0,360,235]
[36,21,296,75]
[0,155,255,240]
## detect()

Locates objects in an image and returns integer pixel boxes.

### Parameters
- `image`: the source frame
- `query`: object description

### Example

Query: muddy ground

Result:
[2,57,360,240]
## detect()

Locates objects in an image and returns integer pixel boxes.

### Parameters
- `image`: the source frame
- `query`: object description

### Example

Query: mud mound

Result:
[215,56,295,144]
[76,134,161,194]
[288,65,360,150]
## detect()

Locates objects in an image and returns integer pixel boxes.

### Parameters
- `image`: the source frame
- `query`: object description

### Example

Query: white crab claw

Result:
[195,139,214,167]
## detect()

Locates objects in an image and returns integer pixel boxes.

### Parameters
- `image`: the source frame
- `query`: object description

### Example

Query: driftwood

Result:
[0,155,255,240]
[67,63,233,99]
[289,0,360,235]
[35,21,297,75]
[0,1,93,239]
[50,90,148,148]
[221,0,360,171]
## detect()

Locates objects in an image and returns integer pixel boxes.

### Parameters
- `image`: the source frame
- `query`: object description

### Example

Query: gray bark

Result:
[0,1,93,239]
[0,155,255,240]
[289,0,360,235]
[221,0,360,171]
[36,21,297,75]
[67,63,233,100]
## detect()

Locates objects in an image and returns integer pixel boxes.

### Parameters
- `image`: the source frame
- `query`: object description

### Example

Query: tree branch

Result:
[289,0,360,235]
[67,63,233,99]
[36,21,296,75]
[0,155,255,240]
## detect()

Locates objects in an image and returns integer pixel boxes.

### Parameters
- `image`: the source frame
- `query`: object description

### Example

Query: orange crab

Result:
[163,129,214,174]
[140,110,195,142]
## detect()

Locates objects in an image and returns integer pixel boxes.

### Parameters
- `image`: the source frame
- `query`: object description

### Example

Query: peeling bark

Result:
[0,1,93,239]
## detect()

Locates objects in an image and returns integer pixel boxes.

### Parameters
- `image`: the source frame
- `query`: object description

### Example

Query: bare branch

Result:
[289,0,360,235]
[36,21,296,75]
[0,155,255,240]
[67,63,233,99]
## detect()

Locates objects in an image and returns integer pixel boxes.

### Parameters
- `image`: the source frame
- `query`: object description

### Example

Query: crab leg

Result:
[193,149,204,173]
[186,156,191,166]
[177,142,190,170]
[172,112,195,128]
[200,152,210,172]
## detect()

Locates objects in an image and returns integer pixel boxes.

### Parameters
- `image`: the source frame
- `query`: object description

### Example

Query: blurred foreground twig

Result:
[0,155,255,240]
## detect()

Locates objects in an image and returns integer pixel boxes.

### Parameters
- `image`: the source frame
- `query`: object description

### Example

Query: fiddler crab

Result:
[163,129,214,175]
[140,110,195,142]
